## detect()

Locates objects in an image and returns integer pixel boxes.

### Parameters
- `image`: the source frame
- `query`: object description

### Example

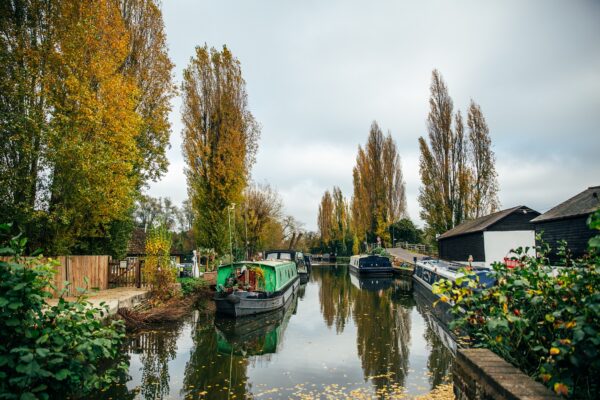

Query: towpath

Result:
[46,287,150,318]
[387,247,428,264]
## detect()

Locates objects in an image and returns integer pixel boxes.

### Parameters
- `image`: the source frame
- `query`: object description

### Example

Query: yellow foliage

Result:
[144,223,175,300]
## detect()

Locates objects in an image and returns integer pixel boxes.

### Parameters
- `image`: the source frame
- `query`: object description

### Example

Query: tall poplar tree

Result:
[418,70,499,237]
[182,45,260,253]
[351,122,407,245]
[318,190,334,246]
[467,100,499,218]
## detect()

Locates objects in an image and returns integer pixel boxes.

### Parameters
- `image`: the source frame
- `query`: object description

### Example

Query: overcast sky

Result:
[148,0,600,231]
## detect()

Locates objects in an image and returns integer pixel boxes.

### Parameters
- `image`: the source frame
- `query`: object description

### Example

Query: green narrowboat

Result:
[213,260,299,317]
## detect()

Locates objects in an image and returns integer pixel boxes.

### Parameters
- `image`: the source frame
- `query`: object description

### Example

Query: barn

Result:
[437,206,541,267]
[531,186,600,263]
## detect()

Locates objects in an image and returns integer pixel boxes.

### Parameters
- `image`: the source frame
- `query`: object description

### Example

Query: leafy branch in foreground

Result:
[0,223,128,399]
[434,211,600,399]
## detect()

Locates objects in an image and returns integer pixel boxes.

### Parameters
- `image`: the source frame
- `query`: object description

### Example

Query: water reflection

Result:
[99,265,455,399]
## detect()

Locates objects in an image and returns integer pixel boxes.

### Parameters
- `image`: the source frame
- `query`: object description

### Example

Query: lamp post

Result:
[228,203,236,264]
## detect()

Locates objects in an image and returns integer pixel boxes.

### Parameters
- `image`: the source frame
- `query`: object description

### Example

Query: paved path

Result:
[387,247,428,264]
[46,287,150,317]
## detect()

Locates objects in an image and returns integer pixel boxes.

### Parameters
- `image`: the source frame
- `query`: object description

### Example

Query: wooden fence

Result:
[1,255,110,297]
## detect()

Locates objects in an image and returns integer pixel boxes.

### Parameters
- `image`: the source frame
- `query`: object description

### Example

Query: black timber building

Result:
[437,206,540,266]
[531,186,600,263]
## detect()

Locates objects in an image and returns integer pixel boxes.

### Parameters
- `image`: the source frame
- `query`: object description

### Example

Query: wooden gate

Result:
[108,258,146,288]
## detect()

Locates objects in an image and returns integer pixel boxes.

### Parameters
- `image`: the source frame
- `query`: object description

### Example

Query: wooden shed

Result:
[437,206,540,267]
[531,186,600,263]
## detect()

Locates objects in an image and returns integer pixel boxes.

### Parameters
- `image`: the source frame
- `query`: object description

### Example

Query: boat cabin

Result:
[437,206,540,267]
[265,249,308,273]
[216,260,297,294]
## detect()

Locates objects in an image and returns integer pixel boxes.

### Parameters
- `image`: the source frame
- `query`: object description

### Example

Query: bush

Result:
[434,211,600,398]
[144,223,176,301]
[0,224,127,399]
[177,277,206,297]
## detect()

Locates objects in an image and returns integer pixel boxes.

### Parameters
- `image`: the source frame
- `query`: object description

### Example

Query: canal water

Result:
[101,265,455,399]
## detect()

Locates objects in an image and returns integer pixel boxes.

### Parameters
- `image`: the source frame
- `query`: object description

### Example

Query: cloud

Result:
[147,0,600,233]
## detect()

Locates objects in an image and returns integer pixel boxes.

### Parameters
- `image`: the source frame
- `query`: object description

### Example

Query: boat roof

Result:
[438,205,539,240]
[265,249,301,255]
[351,254,388,259]
[219,260,294,269]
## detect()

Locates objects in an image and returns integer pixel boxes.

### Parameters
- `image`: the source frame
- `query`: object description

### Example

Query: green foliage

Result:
[434,216,600,398]
[177,277,206,297]
[0,223,127,399]
[389,218,422,244]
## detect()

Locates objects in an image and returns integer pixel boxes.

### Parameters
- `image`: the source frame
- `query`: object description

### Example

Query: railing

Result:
[394,241,437,256]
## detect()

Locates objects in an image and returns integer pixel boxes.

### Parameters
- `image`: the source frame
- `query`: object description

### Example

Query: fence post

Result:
[136,260,141,289]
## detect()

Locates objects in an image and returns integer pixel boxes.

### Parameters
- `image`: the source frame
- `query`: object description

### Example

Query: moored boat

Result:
[265,249,309,280]
[413,257,495,293]
[349,254,393,275]
[214,260,299,317]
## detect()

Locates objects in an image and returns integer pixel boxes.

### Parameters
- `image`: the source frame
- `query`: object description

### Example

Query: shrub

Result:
[0,224,127,399]
[177,277,206,297]
[144,223,176,301]
[434,211,600,398]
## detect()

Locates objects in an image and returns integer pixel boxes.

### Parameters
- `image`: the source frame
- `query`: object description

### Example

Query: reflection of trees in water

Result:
[423,324,453,388]
[181,312,250,400]
[127,320,185,400]
[352,284,411,393]
[314,266,352,333]
[412,284,455,388]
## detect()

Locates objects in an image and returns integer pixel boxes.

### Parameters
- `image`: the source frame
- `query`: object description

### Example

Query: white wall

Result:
[483,231,536,266]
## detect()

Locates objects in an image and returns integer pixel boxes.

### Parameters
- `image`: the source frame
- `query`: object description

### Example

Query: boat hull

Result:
[349,264,393,275]
[214,276,300,317]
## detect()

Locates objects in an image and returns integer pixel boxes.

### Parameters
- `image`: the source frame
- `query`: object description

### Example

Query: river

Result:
[99,265,455,399]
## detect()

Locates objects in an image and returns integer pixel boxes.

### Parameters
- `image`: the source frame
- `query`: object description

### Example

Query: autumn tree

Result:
[0,0,175,255]
[119,0,176,184]
[318,190,334,246]
[241,183,283,256]
[46,0,142,253]
[418,70,499,237]
[351,122,407,246]
[182,45,260,253]
[467,100,499,218]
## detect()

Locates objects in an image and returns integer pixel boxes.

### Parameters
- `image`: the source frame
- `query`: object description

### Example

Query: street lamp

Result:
[228,203,236,264]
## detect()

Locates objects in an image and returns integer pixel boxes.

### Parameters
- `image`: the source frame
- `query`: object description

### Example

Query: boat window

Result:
[266,253,278,260]
[279,253,291,260]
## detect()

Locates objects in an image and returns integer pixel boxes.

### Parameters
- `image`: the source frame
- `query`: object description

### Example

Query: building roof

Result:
[531,186,600,223]
[438,206,538,240]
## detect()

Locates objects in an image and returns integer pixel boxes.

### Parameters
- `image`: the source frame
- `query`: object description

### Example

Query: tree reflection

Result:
[181,312,250,400]
[351,279,411,393]
[315,265,352,333]
[423,324,453,387]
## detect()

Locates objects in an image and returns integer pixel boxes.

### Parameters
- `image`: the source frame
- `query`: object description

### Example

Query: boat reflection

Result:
[349,271,394,291]
[214,288,299,356]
